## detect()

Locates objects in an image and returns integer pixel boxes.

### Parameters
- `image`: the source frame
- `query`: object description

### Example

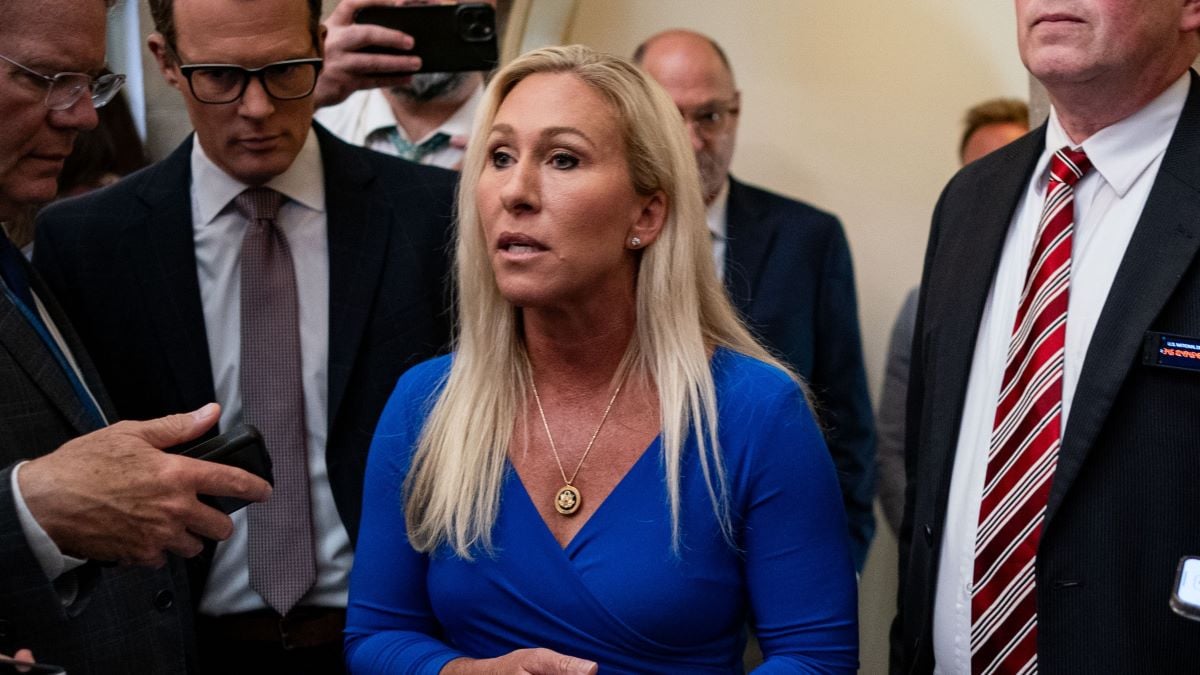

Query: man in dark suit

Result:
[635,29,876,570]
[895,2,1200,673]
[0,0,271,671]
[34,0,455,672]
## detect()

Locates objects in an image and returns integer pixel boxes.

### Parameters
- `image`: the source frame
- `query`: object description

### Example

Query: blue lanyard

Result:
[1,281,106,430]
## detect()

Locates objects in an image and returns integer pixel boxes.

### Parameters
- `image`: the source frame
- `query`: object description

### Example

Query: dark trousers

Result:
[196,607,347,675]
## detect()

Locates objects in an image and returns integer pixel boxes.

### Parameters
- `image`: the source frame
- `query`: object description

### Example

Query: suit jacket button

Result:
[923,524,934,545]
[154,589,174,611]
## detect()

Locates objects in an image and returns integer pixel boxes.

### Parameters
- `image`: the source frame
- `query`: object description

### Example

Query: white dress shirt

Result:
[706,180,730,281]
[190,130,353,615]
[932,73,1190,673]
[314,84,482,169]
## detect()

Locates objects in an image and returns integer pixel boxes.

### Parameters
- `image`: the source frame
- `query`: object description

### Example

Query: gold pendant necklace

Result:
[529,366,625,516]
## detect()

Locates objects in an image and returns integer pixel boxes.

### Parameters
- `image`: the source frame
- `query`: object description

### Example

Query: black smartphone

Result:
[180,423,274,514]
[0,656,65,674]
[353,3,499,74]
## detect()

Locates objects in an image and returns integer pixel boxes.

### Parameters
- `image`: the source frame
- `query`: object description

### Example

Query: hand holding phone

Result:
[180,424,274,514]
[315,0,424,107]
[353,3,499,74]
[19,404,272,566]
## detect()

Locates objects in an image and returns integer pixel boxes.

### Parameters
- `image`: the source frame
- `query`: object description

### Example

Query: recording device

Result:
[0,655,65,674]
[1171,556,1200,621]
[353,2,499,74]
[181,423,273,514]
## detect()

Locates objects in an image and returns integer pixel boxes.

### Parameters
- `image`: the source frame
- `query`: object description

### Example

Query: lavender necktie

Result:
[236,187,316,615]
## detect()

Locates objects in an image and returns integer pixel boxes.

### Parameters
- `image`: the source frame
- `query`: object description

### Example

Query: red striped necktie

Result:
[970,146,1092,675]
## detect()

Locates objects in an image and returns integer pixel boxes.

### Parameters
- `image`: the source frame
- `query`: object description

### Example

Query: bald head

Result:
[634,29,739,204]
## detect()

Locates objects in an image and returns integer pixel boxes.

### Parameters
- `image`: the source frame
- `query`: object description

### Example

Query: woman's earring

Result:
[630,236,642,248]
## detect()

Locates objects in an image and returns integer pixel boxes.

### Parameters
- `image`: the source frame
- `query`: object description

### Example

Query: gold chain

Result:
[529,368,625,488]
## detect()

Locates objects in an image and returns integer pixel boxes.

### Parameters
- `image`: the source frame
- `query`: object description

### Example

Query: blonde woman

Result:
[345,45,857,674]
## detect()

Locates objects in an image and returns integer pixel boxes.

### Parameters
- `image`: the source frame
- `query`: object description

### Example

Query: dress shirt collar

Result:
[190,126,326,226]
[354,89,402,143]
[366,82,485,146]
[706,178,730,242]
[1041,71,1189,198]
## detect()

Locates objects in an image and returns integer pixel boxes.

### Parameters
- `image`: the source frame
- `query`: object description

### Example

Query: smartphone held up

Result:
[354,2,499,74]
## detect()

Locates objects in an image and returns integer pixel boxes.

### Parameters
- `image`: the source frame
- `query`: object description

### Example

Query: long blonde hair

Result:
[403,44,797,557]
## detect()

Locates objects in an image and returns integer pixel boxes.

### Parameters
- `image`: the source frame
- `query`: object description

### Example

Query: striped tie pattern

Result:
[970,147,1091,675]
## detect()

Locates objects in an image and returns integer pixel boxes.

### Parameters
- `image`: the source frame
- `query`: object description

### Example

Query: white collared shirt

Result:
[706,180,730,281]
[189,130,353,614]
[932,72,1190,673]
[314,84,483,169]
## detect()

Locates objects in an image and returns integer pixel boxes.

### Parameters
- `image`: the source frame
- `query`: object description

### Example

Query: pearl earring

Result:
[630,236,642,248]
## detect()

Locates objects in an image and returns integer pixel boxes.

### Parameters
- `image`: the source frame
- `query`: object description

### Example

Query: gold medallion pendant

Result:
[555,485,582,515]
[528,358,627,517]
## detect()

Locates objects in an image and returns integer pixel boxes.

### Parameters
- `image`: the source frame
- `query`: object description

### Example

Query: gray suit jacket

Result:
[876,287,917,535]
[0,255,192,674]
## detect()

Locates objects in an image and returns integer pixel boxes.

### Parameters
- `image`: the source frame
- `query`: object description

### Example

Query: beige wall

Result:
[565,3,1027,673]
[567,0,1026,407]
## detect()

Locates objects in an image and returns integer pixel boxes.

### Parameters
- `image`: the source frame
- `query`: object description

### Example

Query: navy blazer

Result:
[0,251,195,672]
[34,124,456,600]
[724,177,876,569]
[894,73,1200,673]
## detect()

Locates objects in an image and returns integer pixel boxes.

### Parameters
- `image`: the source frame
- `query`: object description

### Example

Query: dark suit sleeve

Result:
[808,220,877,571]
[0,463,102,653]
[890,180,952,675]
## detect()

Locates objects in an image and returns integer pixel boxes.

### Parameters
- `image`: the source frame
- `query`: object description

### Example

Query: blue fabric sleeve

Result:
[742,379,859,674]
[344,358,467,674]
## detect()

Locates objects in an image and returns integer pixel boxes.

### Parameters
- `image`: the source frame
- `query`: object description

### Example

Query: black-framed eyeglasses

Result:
[176,57,324,105]
[0,52,126,111]
[679,99,739,135]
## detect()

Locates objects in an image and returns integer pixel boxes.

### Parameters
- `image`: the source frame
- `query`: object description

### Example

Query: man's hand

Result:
[315,0,423,108]
[18,403,272,567]
[443,648,599,675]
[0,650,36,671]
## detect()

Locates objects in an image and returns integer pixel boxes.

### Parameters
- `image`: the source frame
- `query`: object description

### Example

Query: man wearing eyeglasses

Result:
[1,0,275,673]
[33,0,456,672]
[635,29,877,573]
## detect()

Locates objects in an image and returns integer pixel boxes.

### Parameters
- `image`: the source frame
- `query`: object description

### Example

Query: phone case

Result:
[353,3,499,74]
[181,423,274,514]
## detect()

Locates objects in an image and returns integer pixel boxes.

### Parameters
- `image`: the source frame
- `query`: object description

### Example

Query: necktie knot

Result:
[1048,146,1092,187]
[387,129,452,162]
[234,187,284,224]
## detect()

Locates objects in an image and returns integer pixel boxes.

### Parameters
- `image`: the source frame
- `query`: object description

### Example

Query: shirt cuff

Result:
[11,461,87,581]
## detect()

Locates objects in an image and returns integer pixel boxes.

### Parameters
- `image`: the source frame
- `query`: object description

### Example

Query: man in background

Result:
[896,1,1200,671]
[876,98,1029,535]
[959,97,1029,166]
[635,29,877,570]
[34,0,456,671]
[315,0,501,168]
[0,0,270,671]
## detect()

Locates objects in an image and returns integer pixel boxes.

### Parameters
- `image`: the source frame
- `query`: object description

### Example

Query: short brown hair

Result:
[960,98,1029,158]
[148,0,321,56]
